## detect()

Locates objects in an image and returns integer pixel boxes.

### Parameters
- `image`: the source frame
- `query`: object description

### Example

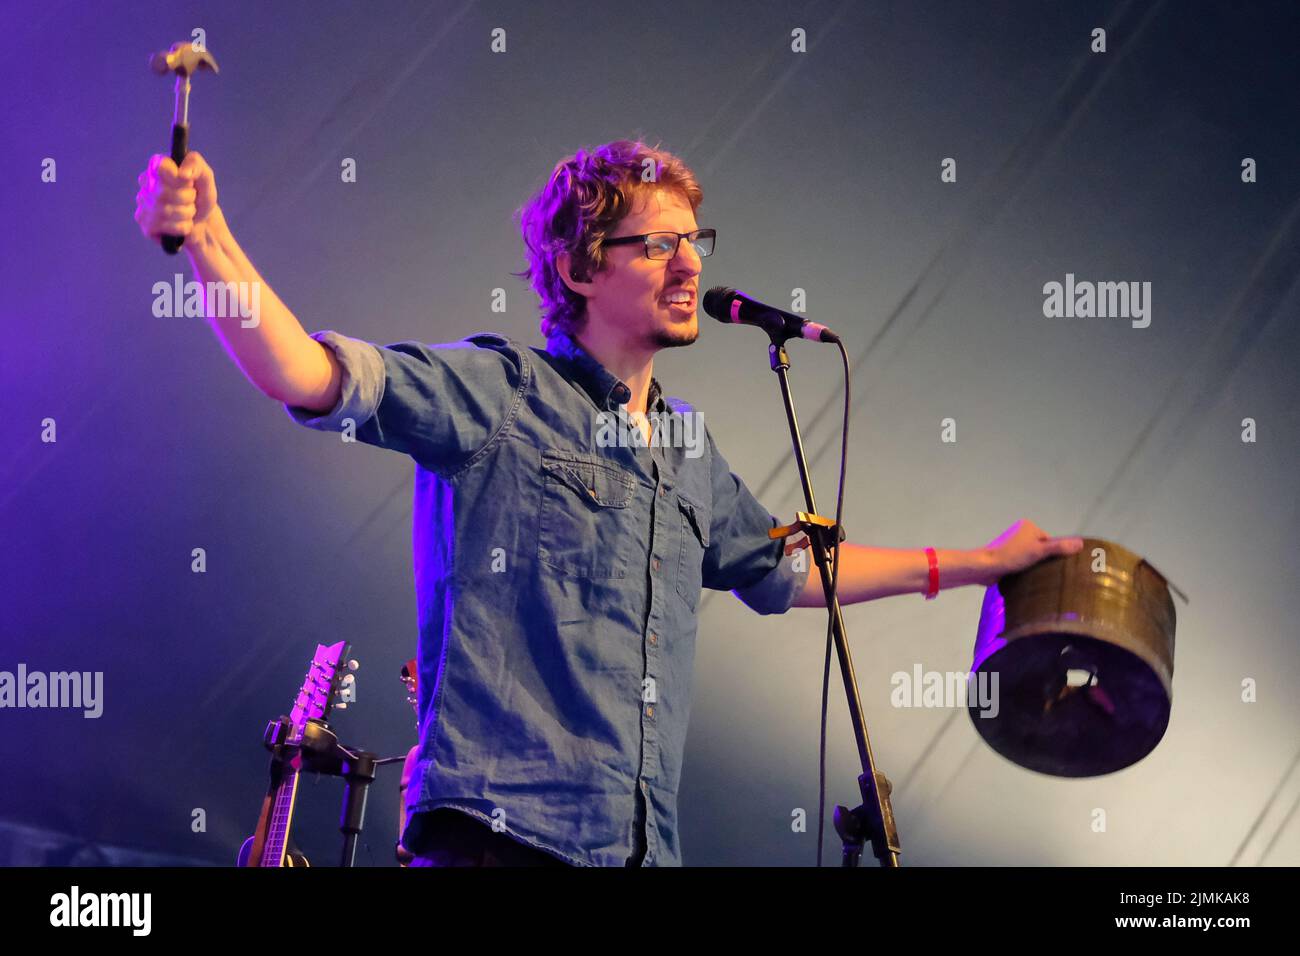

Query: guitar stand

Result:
[297,719,393,868]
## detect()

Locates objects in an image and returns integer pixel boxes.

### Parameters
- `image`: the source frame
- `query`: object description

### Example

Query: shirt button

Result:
[658,486,666,497]
[648,632,657,646]
[652,557,661,571]
[645,705,654,717]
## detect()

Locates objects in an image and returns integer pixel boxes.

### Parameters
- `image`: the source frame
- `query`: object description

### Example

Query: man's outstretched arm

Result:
[789,519,1084,608]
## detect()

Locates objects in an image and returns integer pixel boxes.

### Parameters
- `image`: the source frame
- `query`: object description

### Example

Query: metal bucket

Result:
[968,538,1179,777]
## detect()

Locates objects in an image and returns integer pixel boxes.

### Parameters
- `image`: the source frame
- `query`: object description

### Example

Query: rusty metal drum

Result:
[969,538,1178,777]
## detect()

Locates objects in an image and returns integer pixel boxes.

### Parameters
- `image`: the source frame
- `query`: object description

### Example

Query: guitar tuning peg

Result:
[339,675,357,705]
[335,702,348,710]
[347,659,359,672]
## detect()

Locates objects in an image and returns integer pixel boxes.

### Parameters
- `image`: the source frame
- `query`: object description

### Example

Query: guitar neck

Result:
[260,761,301,867]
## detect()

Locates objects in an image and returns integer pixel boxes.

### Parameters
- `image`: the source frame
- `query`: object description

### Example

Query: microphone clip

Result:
[769,511,847,552]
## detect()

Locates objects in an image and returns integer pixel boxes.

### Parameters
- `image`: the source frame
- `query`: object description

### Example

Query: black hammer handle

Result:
[161,123,189,255]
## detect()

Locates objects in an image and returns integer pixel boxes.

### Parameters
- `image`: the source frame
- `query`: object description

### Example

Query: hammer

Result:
[149,41,220,254]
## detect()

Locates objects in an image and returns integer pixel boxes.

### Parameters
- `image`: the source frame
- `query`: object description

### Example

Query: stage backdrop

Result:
[1,0,1297,866]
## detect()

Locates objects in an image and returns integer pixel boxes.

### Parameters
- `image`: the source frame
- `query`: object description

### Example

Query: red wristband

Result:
[924,547,939,600]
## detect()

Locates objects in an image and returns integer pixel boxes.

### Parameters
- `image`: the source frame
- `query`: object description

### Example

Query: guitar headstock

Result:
[288,641,355,742]
[399,658,418,719]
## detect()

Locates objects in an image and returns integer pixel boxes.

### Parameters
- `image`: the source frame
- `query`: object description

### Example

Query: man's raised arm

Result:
[135,151,341,412]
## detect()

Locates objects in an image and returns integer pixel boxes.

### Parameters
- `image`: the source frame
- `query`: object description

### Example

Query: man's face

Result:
[582,187,703,351]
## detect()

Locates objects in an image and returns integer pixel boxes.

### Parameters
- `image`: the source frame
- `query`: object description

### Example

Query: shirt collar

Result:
[545,328,664,413]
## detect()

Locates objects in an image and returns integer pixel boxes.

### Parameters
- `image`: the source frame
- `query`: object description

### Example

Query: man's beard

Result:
[648,320,699,350]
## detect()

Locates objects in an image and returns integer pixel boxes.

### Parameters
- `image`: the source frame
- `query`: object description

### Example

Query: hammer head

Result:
[149,41,220,77]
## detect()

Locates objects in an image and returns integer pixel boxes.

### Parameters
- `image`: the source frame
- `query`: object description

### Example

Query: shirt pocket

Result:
[675,488,711,610]
[537,449,637,578]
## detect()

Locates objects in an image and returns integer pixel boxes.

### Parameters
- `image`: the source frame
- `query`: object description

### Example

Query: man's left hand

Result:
[979,519,1084,587]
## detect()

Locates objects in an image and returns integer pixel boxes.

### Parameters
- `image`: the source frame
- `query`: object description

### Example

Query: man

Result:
[135,138,1082,866]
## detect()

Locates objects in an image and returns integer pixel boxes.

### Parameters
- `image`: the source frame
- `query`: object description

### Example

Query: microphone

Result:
[702,286,841,343]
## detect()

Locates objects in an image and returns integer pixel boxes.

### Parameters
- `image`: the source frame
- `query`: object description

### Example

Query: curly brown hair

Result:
[513,139,703,339]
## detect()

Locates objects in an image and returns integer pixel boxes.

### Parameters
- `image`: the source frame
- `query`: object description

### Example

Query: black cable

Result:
[815,340,851,865]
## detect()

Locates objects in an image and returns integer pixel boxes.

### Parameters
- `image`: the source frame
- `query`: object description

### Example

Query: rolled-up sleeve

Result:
[284,329,525,475]
[701,427,810,615]
[730,520,810,614]
[284,330,386,431]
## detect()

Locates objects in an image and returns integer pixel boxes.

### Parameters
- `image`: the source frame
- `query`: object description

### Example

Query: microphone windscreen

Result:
[702,286,736,322]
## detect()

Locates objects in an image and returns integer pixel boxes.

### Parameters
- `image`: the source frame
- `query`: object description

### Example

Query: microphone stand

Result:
[765,330,901,867]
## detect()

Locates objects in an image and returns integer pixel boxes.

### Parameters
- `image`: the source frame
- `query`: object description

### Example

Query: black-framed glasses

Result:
[602,228,716,260]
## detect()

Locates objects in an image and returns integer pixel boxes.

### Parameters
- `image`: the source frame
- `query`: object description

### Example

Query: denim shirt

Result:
[284,327,808,866]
